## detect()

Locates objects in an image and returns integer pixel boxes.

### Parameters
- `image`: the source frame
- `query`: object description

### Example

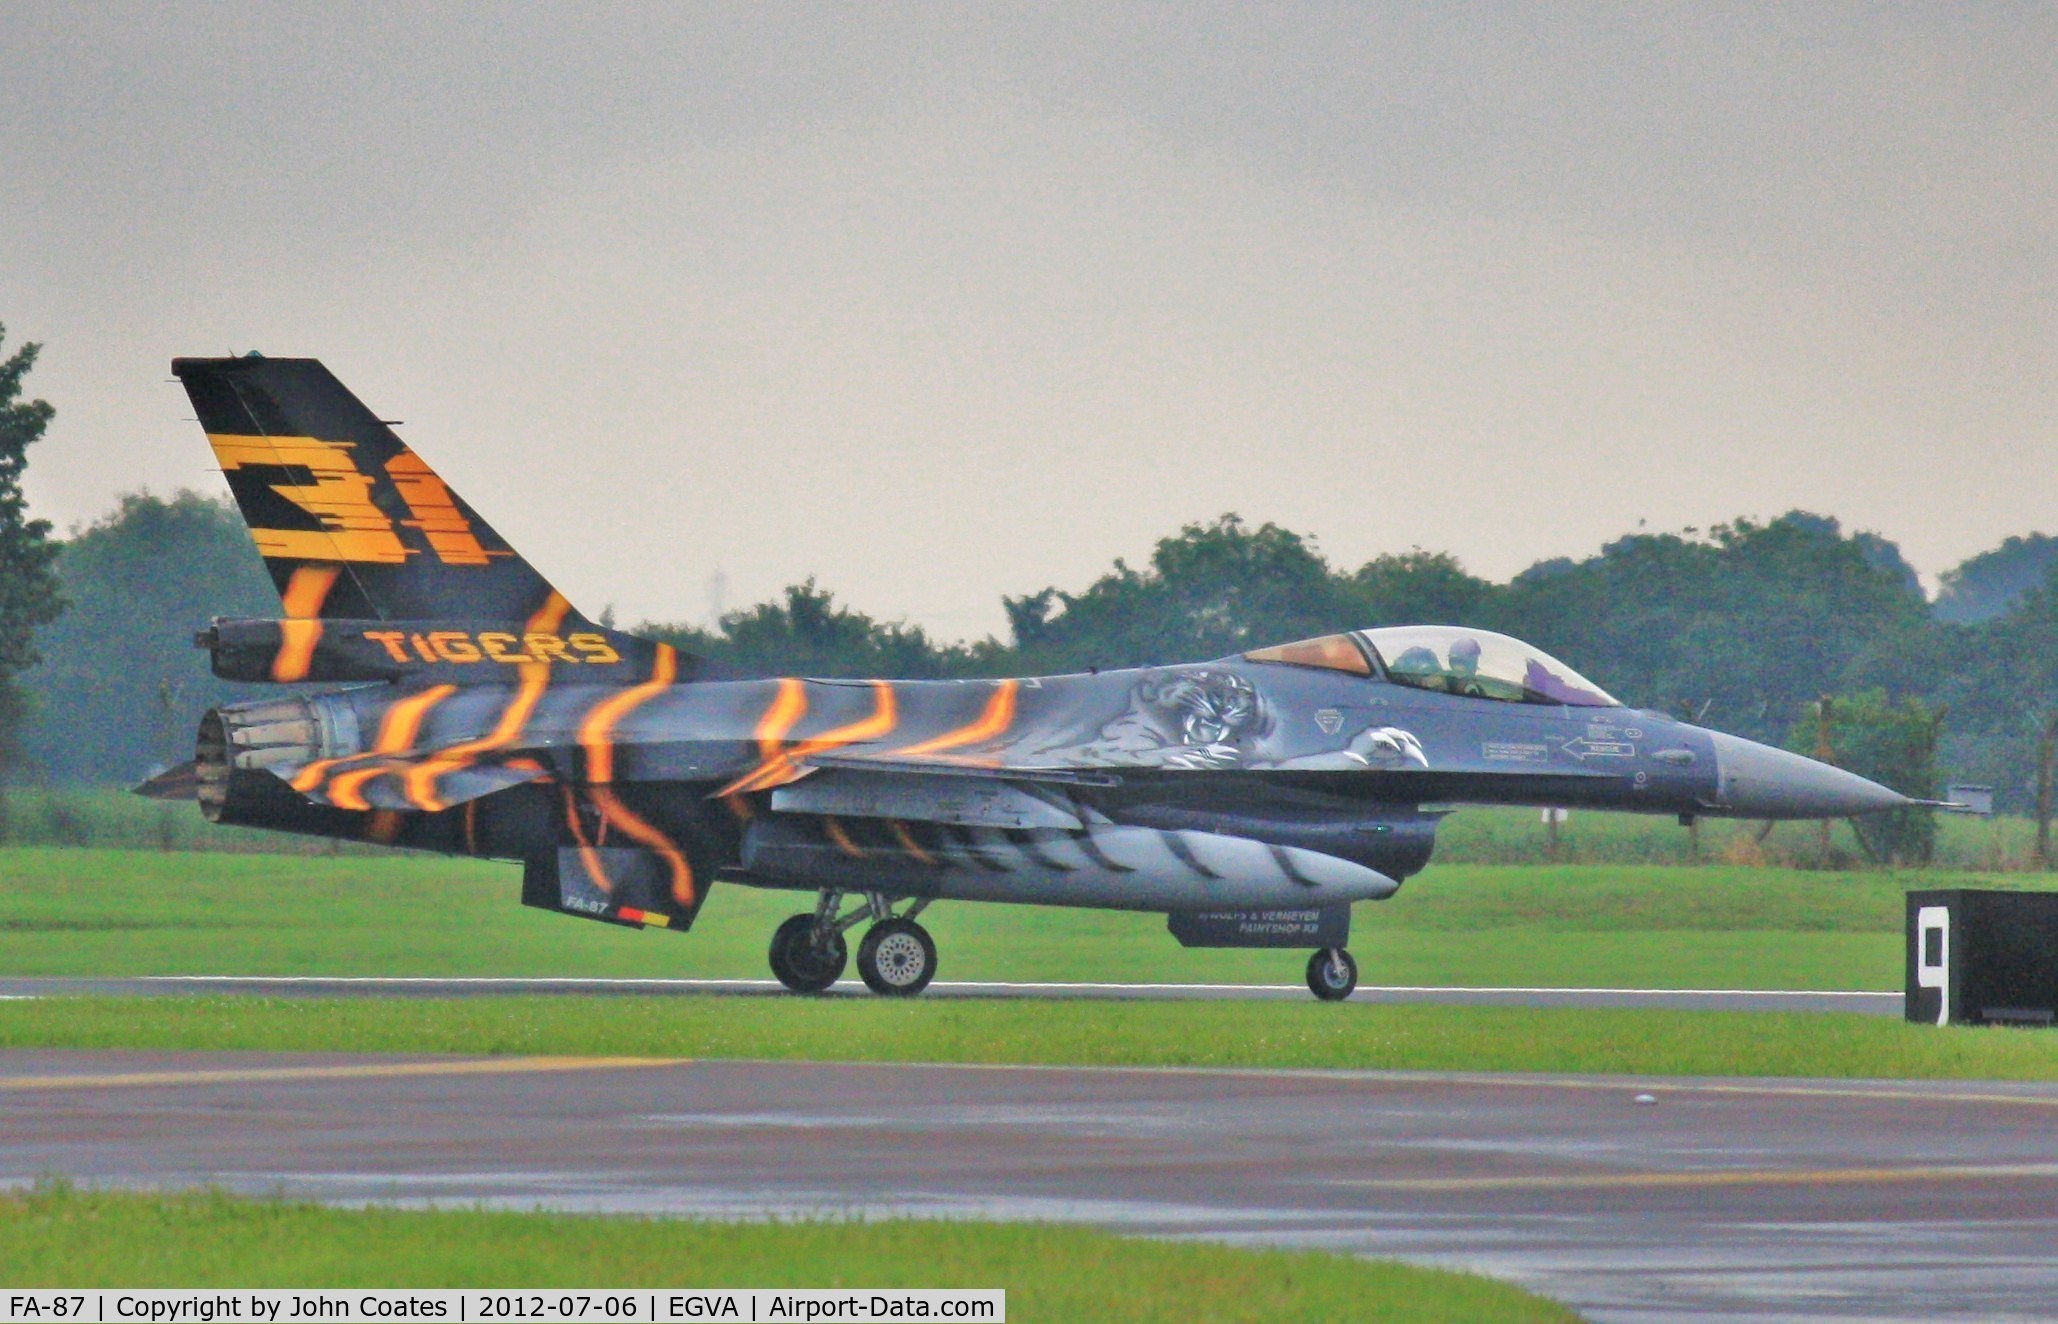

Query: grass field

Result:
[0,1186,1576,1323]
[8,844,2058,1080]
[7,845,2054,990]
[5,995,2058,1079]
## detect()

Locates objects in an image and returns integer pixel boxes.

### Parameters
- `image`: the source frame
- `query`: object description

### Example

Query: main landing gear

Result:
[1307,946,1358,1002]
[768,891,937,997]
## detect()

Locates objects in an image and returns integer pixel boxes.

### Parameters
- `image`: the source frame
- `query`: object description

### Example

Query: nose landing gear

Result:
[1307,946,1358,1001]
[768,891,936,996]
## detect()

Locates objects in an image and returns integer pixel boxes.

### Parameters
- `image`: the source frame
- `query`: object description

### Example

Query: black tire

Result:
[856,918,937,997]
[769,914,846,994]
[1307,947,1357,1002]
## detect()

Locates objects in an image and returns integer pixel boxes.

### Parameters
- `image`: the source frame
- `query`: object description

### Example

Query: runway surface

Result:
[5,1050,2055,1323]
[0,975,1902,1015]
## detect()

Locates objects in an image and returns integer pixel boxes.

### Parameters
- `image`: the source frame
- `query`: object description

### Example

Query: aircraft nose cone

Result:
[1704,730,1909,819]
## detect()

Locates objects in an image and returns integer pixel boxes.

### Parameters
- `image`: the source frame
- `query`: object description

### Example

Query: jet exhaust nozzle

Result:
[195,696,360,822]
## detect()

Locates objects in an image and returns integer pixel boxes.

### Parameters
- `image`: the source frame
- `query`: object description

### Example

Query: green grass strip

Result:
[4,996,2057,1080]
[1,846,2015,990]
[0,1186,1576,1323]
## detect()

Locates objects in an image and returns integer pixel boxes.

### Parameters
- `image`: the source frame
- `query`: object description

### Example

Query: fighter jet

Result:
[144,355,1916,1000]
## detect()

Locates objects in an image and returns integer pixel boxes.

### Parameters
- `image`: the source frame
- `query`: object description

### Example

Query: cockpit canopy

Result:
[1244,626,1618,707]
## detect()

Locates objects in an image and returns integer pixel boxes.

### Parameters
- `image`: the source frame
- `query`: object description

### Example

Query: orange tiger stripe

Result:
[272,565,340,683]
[888,820,937,866]
[713,679,806,800]
[563,785,610,894]
[894,679,1018,756]
[823,816,866,859]
[756,678,807,757]
[294,683,458,799]
[403,594,571,811]
[326,767,386,813]
[527,591,573,634]
[579,643,678,784]
[591,786,696,906]
[716,681,897,796]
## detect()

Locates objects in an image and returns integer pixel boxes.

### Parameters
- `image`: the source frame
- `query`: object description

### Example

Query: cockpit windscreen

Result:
[1357,627,1618,707]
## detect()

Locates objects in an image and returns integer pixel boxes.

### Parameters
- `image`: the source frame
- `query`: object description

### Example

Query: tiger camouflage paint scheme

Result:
[146,355,1913,998]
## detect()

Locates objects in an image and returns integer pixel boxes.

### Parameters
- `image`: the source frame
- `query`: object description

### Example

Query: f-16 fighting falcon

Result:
[143,355,1919,1000]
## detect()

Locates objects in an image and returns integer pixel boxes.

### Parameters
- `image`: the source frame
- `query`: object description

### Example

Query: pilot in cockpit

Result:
[1389,636,1484,696]
[1446,636,1483,695]
[1388,644,1440,680]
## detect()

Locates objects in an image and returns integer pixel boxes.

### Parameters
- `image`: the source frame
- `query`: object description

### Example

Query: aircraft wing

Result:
[770,760,1096,832]
[133,745,546,815]
[132,760,203,801]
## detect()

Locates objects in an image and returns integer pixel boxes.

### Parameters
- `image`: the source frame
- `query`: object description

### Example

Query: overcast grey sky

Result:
[4,4,2052,636]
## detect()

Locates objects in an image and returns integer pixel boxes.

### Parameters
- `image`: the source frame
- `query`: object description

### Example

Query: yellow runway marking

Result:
[0,1055,683,1092]
[1340,1161,2058,1194]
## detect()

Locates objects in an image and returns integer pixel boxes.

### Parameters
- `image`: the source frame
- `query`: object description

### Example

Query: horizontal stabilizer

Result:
[282,753,549,813]
[132,760,201,801]
[290,761,551,811]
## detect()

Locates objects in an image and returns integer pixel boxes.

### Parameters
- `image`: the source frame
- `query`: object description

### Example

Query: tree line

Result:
[2,328,2056,834]
[10,488,2056,824]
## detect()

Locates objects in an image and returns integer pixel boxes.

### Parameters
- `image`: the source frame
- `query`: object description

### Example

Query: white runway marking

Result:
[104,974,1898,998]
[0,975,1904,1015]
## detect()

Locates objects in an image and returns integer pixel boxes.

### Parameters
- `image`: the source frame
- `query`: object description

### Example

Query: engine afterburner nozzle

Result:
[1703,730,1909,820]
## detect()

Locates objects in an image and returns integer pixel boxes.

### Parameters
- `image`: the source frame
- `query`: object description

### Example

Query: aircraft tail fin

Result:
[172,354,578,626]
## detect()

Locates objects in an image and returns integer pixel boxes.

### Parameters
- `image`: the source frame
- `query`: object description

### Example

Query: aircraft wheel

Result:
[1307,947,1358,1002]
[856,918,937,997]
[769,914,846,994]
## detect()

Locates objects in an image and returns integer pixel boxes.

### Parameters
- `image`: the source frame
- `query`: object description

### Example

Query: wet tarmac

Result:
[3,1050,2053,1322]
